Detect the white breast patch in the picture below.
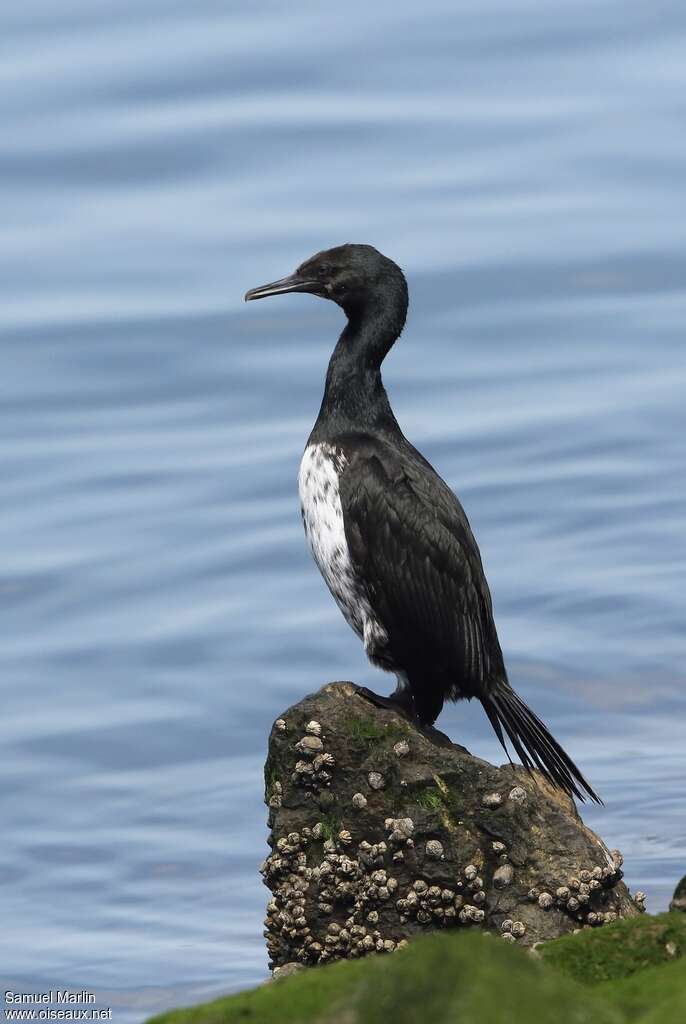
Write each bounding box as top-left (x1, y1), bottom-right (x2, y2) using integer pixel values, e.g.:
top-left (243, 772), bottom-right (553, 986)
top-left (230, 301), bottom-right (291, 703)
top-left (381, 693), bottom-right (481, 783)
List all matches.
top-left (298, 442), bottom-right (388, 659)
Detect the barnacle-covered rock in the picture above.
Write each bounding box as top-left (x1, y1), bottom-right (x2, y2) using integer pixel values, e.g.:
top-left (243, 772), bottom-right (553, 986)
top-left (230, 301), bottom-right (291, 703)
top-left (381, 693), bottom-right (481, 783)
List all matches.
top-left (262, 681), bottom-right (637, 972)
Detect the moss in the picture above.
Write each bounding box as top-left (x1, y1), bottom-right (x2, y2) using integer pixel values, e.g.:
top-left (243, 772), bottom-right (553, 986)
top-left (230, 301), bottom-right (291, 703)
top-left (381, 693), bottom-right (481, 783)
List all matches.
top-left (147, 931), bottom-right (617, 1024)
top-left (432, 773), bottom-right (470, 824)
top-left (351, 931), bottom-right (617, 1024)
top-left (540, 912), bottom-right (686, 984)
top-left (147, 914), bottom-right (686, 1024)
top-left (342, 714), bottom-right (408, 746)
top-left (634, 971), bottom-right (686, 1024)
top-left (409, 775), bottom-right (467, 834)
top-left (264, 757), bottom-right (279, 795)
top-left (147, 955), bottom-right (364, 1024)
top-left (319, 810), bottom-right (340, 843)
top-left (413, 788), bottom-right (444, 812)
top-left (598, 958), bottom-right (686, 1022)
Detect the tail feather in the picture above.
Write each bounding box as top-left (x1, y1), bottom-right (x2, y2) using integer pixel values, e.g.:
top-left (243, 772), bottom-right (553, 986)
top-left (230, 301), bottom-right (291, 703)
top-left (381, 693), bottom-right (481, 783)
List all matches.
top-left (482, 683), bottom-right (602, 804)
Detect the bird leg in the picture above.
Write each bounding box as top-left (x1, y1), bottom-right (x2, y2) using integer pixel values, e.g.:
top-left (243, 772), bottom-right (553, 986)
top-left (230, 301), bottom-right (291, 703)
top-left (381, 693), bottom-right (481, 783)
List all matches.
top-left (356, 685), bottom-right (416, 721)
top-left (356, 685), bottom-right (455, 749)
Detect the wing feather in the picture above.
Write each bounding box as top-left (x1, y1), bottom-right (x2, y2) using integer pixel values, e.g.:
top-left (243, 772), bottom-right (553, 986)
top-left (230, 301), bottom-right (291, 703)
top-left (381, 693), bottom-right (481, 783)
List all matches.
top-left (338, 438), bottom-right (504, 698)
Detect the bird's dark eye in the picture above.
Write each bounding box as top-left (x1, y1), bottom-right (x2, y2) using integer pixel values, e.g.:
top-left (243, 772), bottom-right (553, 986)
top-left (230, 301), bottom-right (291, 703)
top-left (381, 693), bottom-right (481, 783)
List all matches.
top-left (317, 263), bottom-right (331, 278)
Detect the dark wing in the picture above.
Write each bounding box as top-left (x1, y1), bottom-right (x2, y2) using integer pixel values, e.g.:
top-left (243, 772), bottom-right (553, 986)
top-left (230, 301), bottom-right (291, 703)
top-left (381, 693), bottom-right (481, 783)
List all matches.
top-left (338, 436), bottom-right (505, 698)
top-left (338, 435), bottom-right (602, 804)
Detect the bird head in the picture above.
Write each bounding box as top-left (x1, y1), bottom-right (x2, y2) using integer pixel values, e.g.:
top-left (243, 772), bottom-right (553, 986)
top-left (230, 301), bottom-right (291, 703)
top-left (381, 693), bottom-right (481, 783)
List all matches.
top-left (244, 244), bottom-right (407, 321)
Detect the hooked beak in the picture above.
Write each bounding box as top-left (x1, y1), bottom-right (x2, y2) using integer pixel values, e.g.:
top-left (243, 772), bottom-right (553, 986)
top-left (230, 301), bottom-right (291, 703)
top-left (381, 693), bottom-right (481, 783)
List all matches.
top-left (244, 272), bottom-right (321, 302)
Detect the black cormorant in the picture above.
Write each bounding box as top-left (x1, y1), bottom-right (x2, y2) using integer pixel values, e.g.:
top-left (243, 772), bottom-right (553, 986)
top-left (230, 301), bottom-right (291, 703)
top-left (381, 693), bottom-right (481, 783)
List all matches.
top-left (245, 244), bottom-right (600, 803)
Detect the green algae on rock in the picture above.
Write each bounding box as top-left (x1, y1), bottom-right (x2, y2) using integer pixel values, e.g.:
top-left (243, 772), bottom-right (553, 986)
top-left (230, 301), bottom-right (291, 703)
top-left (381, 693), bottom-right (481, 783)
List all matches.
top-left (146, 914), bottom-right (686, 1024)
top-left (540, 911), bottom-right (686, 983)
top-left (147, 930), bottom-right (617, 1024)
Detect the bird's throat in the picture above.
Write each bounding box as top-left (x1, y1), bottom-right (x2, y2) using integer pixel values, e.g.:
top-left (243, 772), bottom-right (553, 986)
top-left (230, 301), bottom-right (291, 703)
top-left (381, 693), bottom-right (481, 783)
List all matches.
top-left (316, 332), bottom-right (395, 437)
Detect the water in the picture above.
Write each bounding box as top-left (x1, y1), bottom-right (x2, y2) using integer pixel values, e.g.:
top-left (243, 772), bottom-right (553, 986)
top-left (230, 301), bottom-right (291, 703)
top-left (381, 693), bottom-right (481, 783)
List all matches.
top-left (2, 1), bottom-right (685, 1019)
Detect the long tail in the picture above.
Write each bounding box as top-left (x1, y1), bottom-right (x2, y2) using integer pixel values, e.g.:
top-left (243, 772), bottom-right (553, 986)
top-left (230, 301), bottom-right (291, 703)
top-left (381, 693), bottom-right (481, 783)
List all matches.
top-left (481, 682), bottom-right (602, 804)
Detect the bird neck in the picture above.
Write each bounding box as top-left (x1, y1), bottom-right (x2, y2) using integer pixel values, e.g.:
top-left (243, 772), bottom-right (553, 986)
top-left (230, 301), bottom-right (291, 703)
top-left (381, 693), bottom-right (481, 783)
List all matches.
top-left (313, 294), bottom-right (406, 438)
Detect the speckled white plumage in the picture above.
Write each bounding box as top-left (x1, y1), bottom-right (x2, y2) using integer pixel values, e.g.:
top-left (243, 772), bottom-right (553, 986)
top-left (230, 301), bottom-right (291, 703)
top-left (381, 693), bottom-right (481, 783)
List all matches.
top-left (298, 442), bottom-right (388, 660)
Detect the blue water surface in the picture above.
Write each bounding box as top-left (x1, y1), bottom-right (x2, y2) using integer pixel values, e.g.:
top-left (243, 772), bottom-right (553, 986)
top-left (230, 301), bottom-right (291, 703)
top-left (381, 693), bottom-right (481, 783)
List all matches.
top-left (1, 2), bottom-right (685, 1020)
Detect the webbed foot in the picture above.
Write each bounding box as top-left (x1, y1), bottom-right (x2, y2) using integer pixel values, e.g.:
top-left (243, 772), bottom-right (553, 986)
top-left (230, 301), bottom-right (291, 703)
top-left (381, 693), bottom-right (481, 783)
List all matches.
top-left (356, 686), bottom-right (416, 721)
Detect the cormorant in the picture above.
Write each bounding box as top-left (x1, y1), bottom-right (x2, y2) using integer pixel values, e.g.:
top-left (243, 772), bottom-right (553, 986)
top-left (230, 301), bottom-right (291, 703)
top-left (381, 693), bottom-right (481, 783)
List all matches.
top-left (245, 244), bottom-right (600, 803)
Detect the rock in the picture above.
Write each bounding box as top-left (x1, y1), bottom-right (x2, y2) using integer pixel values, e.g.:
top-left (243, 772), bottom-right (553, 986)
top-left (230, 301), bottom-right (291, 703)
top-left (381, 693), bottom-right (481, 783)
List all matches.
top-left (271, 961), bottom-right (305, 980)
top-left (262, 682), bottom-right (637, 970)
top-left (670, 875), bottom-right (686, 914)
